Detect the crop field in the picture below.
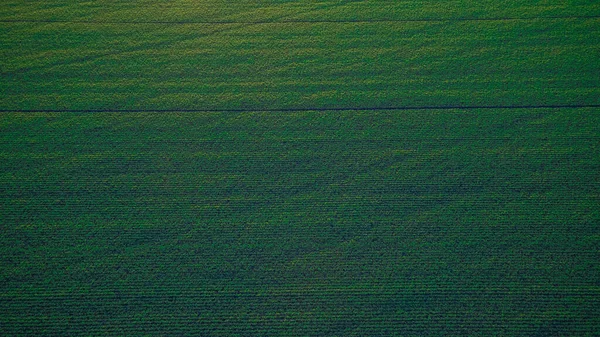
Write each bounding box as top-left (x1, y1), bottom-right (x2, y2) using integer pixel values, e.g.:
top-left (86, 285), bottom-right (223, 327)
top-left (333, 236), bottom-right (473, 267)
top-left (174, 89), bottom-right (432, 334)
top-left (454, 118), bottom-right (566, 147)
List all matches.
top-left (1, 1), bottom-right (599, 336)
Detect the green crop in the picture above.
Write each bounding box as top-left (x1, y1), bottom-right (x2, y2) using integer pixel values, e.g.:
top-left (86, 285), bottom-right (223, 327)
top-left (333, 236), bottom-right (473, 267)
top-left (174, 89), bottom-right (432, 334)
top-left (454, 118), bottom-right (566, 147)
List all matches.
top-left (1, 1), bottom-right (599, 335)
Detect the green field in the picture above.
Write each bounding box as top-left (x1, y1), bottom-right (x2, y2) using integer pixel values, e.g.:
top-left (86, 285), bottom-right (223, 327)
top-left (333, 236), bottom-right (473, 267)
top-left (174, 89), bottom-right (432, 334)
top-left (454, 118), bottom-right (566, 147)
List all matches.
top-left (1, 1), bottom-right (599, 336)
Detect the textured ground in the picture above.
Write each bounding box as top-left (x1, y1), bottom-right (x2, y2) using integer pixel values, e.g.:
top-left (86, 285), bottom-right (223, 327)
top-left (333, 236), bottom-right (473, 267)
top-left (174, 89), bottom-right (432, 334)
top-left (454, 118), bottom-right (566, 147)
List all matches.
top-left (1, 1), bottom-right (599, 335)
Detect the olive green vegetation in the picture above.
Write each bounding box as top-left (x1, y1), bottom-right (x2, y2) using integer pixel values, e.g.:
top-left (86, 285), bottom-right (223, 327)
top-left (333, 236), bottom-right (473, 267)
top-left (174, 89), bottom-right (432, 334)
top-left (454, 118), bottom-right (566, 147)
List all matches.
top-left (1, 1), bottom-right (600, 110)
top-left (1, 1), bottom-right (599, 336)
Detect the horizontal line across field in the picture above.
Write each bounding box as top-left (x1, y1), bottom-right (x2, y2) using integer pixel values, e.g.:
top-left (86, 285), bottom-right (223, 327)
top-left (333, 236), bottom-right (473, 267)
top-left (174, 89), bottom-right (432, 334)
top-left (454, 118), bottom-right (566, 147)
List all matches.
top-left (2, 104), bottom-right (600, 113)
top-left (1, 15), bottom-right (599, 25)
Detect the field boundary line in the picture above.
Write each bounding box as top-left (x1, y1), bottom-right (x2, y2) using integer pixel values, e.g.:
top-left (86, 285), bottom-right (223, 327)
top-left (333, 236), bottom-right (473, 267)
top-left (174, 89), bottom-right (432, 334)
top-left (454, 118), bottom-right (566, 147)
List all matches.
top-left (2, 104), bottom-right (600, 113)
top-left (1, 15), bottom-right (599, 25)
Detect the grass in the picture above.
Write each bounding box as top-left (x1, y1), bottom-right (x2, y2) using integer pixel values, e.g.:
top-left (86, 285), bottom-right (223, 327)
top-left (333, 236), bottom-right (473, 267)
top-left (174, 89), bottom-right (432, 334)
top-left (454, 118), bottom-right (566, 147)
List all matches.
top-left (1, 1), bottom-right (599, 336)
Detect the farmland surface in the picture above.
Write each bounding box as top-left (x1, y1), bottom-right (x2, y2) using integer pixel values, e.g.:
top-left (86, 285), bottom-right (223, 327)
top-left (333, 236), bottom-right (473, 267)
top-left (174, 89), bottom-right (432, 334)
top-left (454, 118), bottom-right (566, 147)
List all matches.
top-left (1, 1), bottom-right (599, 335)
